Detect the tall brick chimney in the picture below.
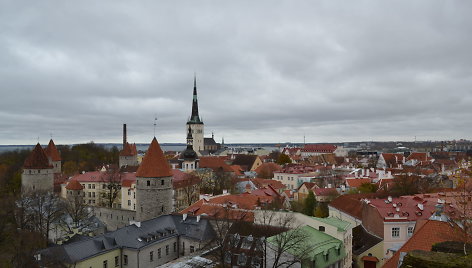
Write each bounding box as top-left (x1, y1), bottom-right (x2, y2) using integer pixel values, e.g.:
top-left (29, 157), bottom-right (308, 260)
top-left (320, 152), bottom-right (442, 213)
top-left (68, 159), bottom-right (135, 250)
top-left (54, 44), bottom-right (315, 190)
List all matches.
top-left (123, 124), bottom-right (127, 147)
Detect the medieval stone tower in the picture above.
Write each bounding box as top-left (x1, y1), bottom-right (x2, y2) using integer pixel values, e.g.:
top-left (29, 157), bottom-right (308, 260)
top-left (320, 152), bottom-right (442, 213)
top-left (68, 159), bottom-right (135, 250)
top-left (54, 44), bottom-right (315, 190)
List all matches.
top-left (22, 143), bottom-right (54, 193)
top-left (119, 124), bottom-right (139, 168)
top-left (135, 137), bottom-right (173, 222)
top-left (45, 139), bottom-right (62, 174)
top-left (187, 77), bottom-right (204, 153)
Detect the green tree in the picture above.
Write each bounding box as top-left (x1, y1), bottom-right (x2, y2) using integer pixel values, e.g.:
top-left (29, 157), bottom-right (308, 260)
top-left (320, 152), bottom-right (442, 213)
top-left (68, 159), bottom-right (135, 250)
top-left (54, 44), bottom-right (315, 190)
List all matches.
top-left (314, 203), bottom-right (329, 218)
top-left (277, 154), bottom-right (292, 165)
top-left (358, 182), bottom-right (378, 193)
top-left (302, 191), bottom-right (316, 216)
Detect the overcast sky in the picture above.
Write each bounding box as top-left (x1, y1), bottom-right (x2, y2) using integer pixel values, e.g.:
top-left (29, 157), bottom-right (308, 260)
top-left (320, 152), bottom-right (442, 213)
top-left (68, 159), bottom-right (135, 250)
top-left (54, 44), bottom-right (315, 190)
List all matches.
top-left (1, 1), bottom-right (472, 145)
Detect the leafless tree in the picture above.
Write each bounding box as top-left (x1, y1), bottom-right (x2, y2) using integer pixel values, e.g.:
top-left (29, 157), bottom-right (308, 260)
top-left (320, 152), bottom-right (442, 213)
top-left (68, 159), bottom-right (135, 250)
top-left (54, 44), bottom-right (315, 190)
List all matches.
top-left (450, 161), bottom-right (472, 255)
top-left (181, 174), bottom-right (201, 207)
top-left (99, 169), bottom-right (121, 208)
top-left (60, 191), bottom-right (95, 232)
top-left (17, 190), bottom-right (64, 246)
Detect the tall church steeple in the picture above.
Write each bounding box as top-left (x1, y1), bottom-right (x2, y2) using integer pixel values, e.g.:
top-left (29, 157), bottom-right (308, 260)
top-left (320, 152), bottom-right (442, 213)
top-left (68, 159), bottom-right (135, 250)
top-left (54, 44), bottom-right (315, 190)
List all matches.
top-left (186, 76), bottom-right (204, 153)
top-left (189, 75), bottom-right (203, 124)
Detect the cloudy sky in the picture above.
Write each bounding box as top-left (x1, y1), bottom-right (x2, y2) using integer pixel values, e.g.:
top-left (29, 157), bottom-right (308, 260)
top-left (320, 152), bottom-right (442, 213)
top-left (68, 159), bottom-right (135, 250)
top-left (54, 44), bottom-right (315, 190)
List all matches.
top-left (1, 1), bottom-right (472, 145)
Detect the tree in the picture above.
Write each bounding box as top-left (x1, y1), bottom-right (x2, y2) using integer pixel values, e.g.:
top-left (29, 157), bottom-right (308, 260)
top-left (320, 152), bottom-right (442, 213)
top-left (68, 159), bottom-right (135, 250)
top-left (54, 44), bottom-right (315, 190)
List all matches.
top-left (17, 190), bottom-right (64, 246)
top-left (277, 154), bottom-right (292, 165)
top-left (180, 173), bottom-right (202, 207)
top-left (450, 162), bottom-right (472, 255)
top-left (358, 182), bottom-right (378, 193)
top-left (62, 161), bottom-right (79, 177)
top-left (302, 190), bottom-right (316, 216)
top-left (61, 191), bottom-right (94, 231)
top-left (99, 169), bottom-right (122, 208)
top-left (391, 174), bottom-right (421, 196)
top-left (314, 202), bottom-right (329, 218)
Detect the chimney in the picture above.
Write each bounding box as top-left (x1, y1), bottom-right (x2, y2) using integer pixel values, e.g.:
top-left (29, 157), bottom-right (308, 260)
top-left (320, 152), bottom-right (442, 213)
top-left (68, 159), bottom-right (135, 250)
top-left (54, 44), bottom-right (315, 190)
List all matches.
top-left (123, 124), bottom-right (127, 146)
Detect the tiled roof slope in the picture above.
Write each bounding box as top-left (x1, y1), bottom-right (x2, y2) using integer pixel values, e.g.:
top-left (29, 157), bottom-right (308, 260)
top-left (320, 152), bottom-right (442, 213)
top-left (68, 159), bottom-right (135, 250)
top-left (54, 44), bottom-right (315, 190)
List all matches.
top-left (328, 193), bottom-right (379, 220)
top-left (65, 180), bottom-right (84, 190)
top-left (45, 139), bottom-right (61, 161)
top-left (383, 220), bottom-right (464, 268)
top-left (120, 142), bottom-right (134, 156)
top-left (24, 143), bottom-right (52, 169)
top-left (136, 137), bottom-right (172, 178)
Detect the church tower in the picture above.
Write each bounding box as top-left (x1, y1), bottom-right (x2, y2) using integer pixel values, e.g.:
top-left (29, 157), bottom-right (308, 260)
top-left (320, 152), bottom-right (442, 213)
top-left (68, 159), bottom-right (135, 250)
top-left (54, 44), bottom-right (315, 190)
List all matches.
top-left (180, 126), bottom-right (199, 172)
top-left (22, 143), bottom-right (54, 193)
top-left (186, 76), bottom-right (204, 153)
top-left (135, 137), bottom-right (173, 222)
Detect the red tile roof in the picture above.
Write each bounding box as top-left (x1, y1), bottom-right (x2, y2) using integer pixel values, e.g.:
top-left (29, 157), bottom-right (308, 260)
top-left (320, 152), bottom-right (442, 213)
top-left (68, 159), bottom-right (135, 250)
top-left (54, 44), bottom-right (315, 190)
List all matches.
top-left (23, 143), bottom-right (52, 169)
top-left (172, 169), bottom-right (201, 189)
top-left (345, 178), bottom-right (372, 188)
top-left (383, 220), bottom-right (465, 268)
top-left (120, 142), bottom-right (135, 156)
top-left (136, 137), bottom-right (172, 178)
top-left (314, 188), bottom-right (338, 196)
top-left (366, 196), bottom-right (446, 222)
top-left (65, 180), bottom-right (84, 190)
top-left (45, 139), bottom-right (61, 161)
top-left (180, 193), bottom-right (276, 221)
top-left (199, 156), bottom-right (233, 172)
top-left (329, 193), bottom-right (379, 220)
top-left (254, 162), bottom-right (282, 174)
top-left (301, 144), bottom-right (337, 153)
top-left (406, 152), bottom-right (429, 162)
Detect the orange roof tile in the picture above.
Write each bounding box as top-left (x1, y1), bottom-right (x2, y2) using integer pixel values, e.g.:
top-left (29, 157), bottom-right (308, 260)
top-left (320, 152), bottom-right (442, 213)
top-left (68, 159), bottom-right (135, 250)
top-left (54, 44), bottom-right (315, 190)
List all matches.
top-left (199, 156), bottom-right (233, 172)
top-left (136, 137), bottom-right (172, 178)
top-left (65, 180), bottom-right (84, 190)
top-left (120, 142), bottom-right (135, 156)
top-left (45, 139), bottom-right (61, 161)
top-left (23, 143), bottom-right (52, 169)
top-left (345, 178), bottom-right (372, 188)
top-left (383, 220), bottom-right (465, 268)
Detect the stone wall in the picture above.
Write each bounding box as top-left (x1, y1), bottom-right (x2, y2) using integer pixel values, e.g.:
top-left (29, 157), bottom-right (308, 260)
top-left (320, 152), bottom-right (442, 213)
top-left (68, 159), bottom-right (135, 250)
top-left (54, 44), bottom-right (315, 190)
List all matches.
top-left (94, 207), bottom-right (136, 231)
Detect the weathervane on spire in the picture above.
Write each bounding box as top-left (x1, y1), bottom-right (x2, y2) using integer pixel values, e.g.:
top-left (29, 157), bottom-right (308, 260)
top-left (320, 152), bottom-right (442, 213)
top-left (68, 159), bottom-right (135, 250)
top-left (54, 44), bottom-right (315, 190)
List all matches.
top-left (153, 115), bottom-right (157, 137)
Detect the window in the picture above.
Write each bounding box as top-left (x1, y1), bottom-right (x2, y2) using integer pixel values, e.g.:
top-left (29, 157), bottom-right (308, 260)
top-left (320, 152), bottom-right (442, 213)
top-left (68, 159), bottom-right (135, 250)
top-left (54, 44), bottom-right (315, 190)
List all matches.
top-left (88, 184), bottom-right (91, 189)
top-left (319, 226), bottom-right (325, 232)
top-left (92, 184), bottom-right (95, 189)
top-left (115, 256), bottom-right (119, 267)
top-left (102, 184), bottom-right (106, 189)
top-left (150, 251), bottom-right (154, 261)
top-left (124, 255), bottom-right (128, 265)
top-left (128, 189), bottom-right (131, 196)
top-left (161, 179), bottom-right (164, 185)
top-left (147, 180), bottom-right (150, 186)
top-left (158, 248), bottom-right (161, 259)
top-left (103, 260), bottom-right (108, 268)
top-left (88, 192), bottom-right (91, 197)
top-left (392, 227), bottom-right (400, 238)
top-left (92, 192), bottom-right (95, 197)
top-left (174, 242), bottom-right (177, 252)
top-left (190, 246), bottom-right (195, 253)
top-left (161, 206), bottom-right (164, 212)
top-left (166, 245), bottom-right (169, 255)
top-left (182, 242), bottom-right (185, 255)
top-left (237, 253), bottom-right (247, 266)
top-left (128, 200), bottom-right (131, 206)
top-left (408, 226), bottom-right (414, 236)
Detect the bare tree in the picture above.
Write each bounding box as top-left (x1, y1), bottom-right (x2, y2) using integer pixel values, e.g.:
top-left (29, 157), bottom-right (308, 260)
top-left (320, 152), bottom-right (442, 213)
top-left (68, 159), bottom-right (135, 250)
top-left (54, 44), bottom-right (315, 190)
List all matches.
top-left (61, 190), bottom-right (94, 232)
top-left (99, 169), bottom-right (121, 208)
top-left (181, 174), bottom-right (201, 207)
top-left (450, 161), bottom-right (472, 255)
top-left (17, 190), bottom-right (64, 246)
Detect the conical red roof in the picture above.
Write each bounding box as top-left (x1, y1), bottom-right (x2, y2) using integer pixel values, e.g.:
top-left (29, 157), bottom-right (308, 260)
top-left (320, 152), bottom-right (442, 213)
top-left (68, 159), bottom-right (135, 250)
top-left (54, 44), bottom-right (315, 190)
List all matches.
top-left (24, 143), bottom-right (52, 169)
top-left (66, 180), bottom-right (84, 190)
top-left (45, 139), bottom-right (61, 161)
top-left (136, 137), bottom-right (172, 178)
top-left (120, 142), bottom-right (134, 156)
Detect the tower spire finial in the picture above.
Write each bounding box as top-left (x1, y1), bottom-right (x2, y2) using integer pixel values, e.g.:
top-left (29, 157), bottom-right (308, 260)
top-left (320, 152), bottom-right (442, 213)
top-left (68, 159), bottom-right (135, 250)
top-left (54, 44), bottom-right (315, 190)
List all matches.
top-left (153, 115), bottom-right (157, 137)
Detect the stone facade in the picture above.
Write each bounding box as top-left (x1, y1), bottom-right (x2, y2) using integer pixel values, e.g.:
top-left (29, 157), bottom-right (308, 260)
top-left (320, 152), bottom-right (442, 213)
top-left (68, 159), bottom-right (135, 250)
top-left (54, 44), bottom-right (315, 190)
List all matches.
top-left (135, 175), bottom-right (173, 222)
top-left (22, 168), bottom-right (54, 193)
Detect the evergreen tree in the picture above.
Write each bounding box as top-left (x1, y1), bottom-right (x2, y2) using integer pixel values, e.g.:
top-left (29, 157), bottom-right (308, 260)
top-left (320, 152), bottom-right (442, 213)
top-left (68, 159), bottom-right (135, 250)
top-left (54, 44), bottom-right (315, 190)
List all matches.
top-left (302, 190), bottom-right (316, 216)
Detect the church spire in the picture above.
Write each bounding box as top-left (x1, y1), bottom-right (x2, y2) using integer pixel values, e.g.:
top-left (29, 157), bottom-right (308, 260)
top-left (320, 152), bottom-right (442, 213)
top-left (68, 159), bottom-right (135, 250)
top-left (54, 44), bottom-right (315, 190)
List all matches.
top-left (188, 75), bottom-right (203, 124)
